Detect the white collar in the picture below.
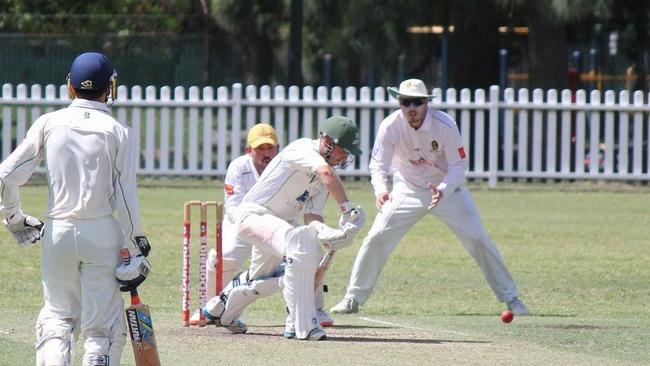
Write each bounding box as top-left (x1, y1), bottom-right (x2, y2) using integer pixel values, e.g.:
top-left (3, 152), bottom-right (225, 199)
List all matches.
top-left (69, 98), bottom-right (111, 114)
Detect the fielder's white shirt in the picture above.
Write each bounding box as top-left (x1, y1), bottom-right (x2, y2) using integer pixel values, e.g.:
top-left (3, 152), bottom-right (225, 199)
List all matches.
top-left (0, 98), bottom-right (144, 241)
top-left (370, 108), bottom-right (468, 196)
top-left (243, 138), bottom-right (329, 222)
top-left (223, 154), bottom-right (260, 223)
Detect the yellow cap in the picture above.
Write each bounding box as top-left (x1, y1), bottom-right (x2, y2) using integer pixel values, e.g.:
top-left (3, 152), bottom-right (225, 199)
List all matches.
top-left (247, 123), bottom-right (278, 148)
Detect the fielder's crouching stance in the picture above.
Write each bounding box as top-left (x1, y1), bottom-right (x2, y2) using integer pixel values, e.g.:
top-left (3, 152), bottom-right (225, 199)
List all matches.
top-left (203, 116), bottom-right (365, 340)
top-left (0, 52), bottom-right (151, 365)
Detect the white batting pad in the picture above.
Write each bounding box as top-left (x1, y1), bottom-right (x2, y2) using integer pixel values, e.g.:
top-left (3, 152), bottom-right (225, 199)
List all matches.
top-left (283, 225), bottom-right (322, 339)
top-left (35, 318), bottom-right (76, 366)
top-left (219, 276), bottom-right (282, 325)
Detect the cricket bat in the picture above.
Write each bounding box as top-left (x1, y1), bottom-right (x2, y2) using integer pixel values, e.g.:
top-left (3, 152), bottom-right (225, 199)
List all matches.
top-left (314, 249), bottom-right (336, 291)
top-left (122, 250), bottom-right (161, 366)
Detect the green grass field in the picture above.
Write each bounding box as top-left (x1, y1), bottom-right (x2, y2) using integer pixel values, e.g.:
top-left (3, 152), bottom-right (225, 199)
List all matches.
top-left (1, 179), bottom-right (649, 365)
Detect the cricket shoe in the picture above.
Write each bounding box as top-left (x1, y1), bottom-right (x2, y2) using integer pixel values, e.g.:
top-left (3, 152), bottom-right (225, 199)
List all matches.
top-left (222, 319), bottom-right (248, 334)
top-left (330, 297), bottom-right (358, 314)
top-left (201, 308), bottom-right (247, 333)
top-left (317, 309), bottom-right (334, 327)
top-left (299, 327), bottom-right (326, 341)
top-left (189, 309), bottom-right (214, 326)
top-left (283, 316), bottom-right (326, 340)
top-left (283, 315), bottom-right (296, 339)
top-left (507, 297), bottom-right (530, 316)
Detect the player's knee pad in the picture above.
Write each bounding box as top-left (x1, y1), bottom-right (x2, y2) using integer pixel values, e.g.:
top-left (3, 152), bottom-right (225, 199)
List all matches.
top-left (204, 270), bottom-right (249, 321)
top-left (285, 225), bottom-right (322, 268)
top-left (35, 318), bottom-right (75, 366)
top-left (82, 354), bottom-right (110, 366)
top-left (219, 276), bottom-right (282, 325)
top-left (82, 314), bottom-right (126, 366)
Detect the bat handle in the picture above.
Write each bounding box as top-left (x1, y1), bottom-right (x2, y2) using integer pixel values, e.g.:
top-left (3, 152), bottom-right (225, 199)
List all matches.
top-left (122, 249), bottom-right (142, 305)
top-left (130, 288), bottom-right (141, 305)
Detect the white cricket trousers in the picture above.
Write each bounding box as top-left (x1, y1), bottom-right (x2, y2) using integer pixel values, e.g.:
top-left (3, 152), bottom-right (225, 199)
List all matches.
top-left (36, 216), bottom-right (126, 365)
top-left (345, 182), bottom-right (519, 305)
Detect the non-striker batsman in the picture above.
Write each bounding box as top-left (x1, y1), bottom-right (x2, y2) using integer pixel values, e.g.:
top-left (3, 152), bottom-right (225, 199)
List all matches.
top-left (0, 52), bottom-right (152, 365)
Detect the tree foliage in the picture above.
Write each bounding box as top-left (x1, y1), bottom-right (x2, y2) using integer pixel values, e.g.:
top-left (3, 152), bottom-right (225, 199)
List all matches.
top-left (0, 0), bottom-right (648, 90)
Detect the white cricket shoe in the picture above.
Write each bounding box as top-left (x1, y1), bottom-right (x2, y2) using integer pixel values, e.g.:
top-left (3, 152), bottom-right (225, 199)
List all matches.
top-left (222, 319), bottom-right (248, 334)
top-left (283, 316), bottom-right (326, 340)
top-left (317, 309), bottom-right (334, 327)
top-left (330, 297), bottom-right (358, 314)
top-left (299, 327), bottom-right (326, 341)
top-left (507, 297), bottom-right (530, 316)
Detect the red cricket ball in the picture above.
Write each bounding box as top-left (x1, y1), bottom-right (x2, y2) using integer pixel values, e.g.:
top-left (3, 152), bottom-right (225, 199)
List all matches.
top-left (501, 310), bottom-right (514, 323)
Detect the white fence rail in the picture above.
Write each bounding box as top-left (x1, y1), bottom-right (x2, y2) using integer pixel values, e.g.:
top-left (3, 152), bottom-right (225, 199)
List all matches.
top-left (2, 83), bottom-right (650, 186)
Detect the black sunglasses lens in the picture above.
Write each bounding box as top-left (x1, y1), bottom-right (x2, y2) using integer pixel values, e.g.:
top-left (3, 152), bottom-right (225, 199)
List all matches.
top-left (400, 98), bottom-right (424, 107)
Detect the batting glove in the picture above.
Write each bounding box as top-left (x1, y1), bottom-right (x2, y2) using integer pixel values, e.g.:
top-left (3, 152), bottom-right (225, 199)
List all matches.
top-left (339, 205), bottom-right (365, 230)
top-left (116, 247), bottom-right (151, 292)
top-left (3, 210), bottom-right (44, 247)
top-left (311, 221), bottom-right (355, 251)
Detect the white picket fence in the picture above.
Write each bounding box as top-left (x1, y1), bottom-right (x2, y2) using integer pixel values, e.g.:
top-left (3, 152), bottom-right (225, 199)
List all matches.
top-left (2, 83), bottom-right (650, 186)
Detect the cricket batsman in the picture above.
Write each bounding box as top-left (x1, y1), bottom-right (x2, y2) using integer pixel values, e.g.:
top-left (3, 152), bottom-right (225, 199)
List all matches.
top-left (202, 116), bottom-right (365, 340)
top-left (0, 52), bottom-right (152, 365)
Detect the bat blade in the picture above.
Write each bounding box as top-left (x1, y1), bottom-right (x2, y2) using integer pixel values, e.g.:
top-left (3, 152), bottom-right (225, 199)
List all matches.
top-left (314, 249), bottom-right (336, 291)
top-left (126, 290), bottom-right (161, 366)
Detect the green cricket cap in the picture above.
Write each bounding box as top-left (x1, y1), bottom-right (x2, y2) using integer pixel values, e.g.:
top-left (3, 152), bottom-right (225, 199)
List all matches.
top-left (320, 116), bottom-right (362, 155)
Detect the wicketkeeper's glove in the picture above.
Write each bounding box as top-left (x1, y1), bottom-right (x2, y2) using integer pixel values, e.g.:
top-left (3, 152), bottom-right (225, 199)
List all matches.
top-left (115, 236), bottom-right (152, 292)
top-left (3, 210), bottom-right (44, 247)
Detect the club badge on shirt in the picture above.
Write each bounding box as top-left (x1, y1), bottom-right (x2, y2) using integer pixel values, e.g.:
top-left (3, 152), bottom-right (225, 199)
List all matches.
top-left (458, 147), bottom-right (466, 159)
top-left (224, 184), bottom-right (234, 196)
top-left (431, 140), bottom-right (438, 151)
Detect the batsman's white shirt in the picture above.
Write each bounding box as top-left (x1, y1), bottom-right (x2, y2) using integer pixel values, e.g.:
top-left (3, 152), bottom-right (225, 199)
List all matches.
top-left (344, 107), bottom-right (519, 305)
top-left (0, 98), bottom-right (143, 239)
top-left (242, 138), bottom-right (329, 222)
top-left (0, 98), bottom-right (141, 360)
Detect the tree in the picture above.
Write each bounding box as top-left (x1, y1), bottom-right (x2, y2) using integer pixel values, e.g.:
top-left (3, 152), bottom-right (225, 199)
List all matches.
top-left (209, 0), bottom-right (286, 85)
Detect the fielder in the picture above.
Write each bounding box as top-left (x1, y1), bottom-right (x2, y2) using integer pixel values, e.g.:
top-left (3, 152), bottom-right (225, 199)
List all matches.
top-left (0, 52), bottom-right (152, 366)
top-left (202, 116), bottom-right (365, 340)
top-left (330, 79), bottom-right (529, 316)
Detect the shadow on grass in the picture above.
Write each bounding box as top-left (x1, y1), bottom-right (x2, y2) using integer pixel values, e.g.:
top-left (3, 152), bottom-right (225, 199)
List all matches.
top-left (327, 336), bottom-right (491, 344)
top-left (242, 332), bottom-right (491, 345)
top-left (253, 324), bottom-right (393, 330)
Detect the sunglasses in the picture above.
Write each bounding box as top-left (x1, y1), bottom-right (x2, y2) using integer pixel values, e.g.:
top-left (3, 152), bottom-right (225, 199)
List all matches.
top-left (400, 98), bottom-right (426, 107)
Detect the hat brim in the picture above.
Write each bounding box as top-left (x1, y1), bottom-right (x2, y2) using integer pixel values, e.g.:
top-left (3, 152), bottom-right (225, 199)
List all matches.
top-left (249, 137), bottom-right (277, 148)
top-left (387, 87), bottom-right (433, 100)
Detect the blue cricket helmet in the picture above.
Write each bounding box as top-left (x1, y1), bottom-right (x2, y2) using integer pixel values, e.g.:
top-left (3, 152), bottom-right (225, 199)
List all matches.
top-left (68, 52), bottom-right (116, 91)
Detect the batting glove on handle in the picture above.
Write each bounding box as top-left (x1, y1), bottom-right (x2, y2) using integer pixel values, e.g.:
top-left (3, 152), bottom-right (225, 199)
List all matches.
top-left (339, 205), bottom-right (365, 230)
top-left (310, 221), bottom-right (355, 251)
top-left (3, 210), bottom-right (44, 247)
top-left (116, 248), bottom-right (151, 292)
